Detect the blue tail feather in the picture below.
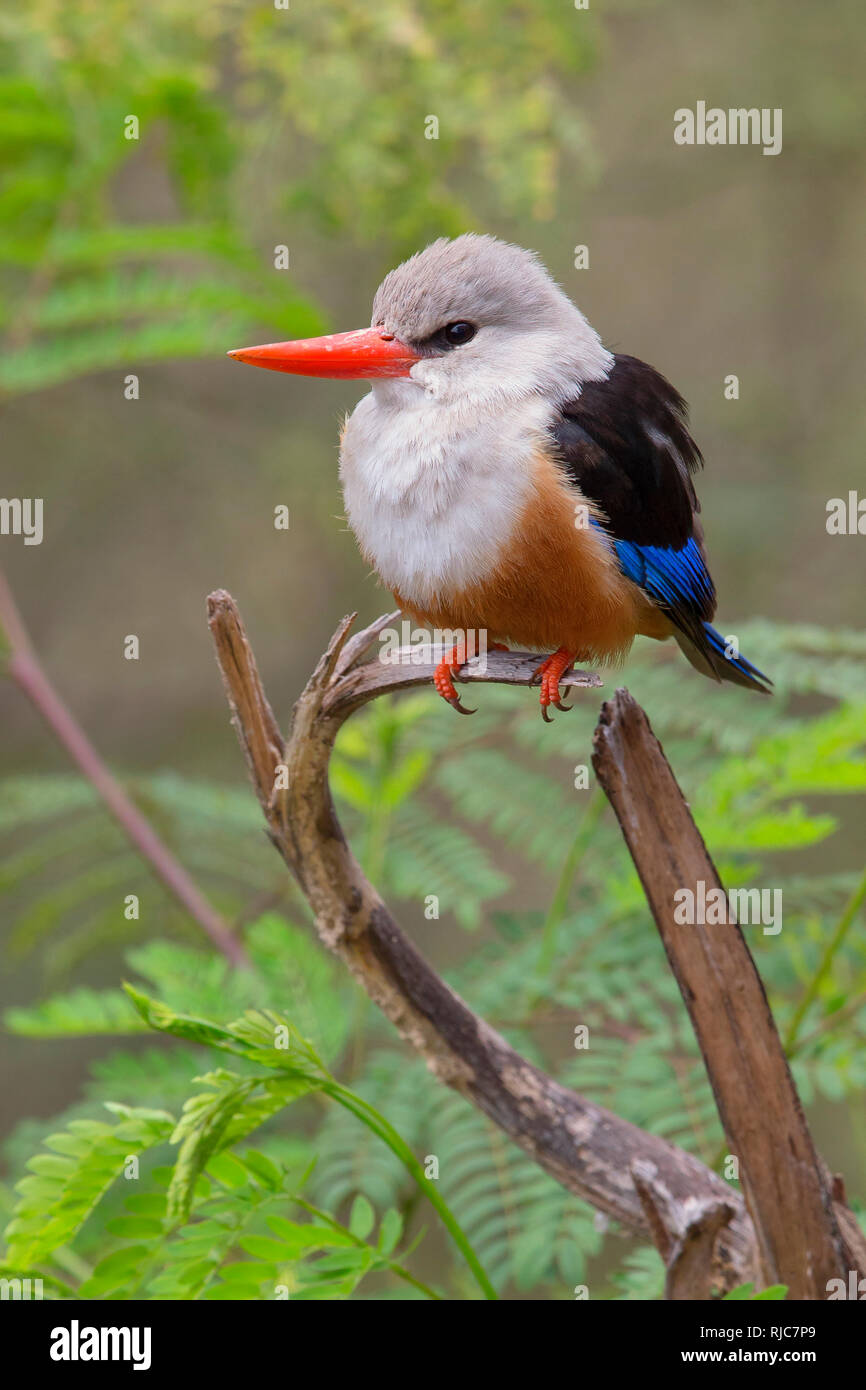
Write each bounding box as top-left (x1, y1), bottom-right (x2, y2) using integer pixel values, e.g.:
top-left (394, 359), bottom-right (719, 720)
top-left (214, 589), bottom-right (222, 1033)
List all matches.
top-left (696, 622), bottom-right (772, 693)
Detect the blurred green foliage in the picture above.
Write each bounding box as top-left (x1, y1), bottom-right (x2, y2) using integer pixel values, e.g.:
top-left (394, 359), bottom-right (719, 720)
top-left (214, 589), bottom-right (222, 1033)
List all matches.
top-left (0, 0), bottom-right (598, 394)
top-left (0, 0), bottom-right (321, 392)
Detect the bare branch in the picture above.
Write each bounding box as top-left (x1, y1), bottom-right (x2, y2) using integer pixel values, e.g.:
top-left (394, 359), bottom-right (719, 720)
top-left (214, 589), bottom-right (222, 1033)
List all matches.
top-left (593, 689), bottom-right (866, 1298)
top-left (207, 591), bottom-right (760, 1290)
top-left (632, 1160), bottom-right (738, 1301)
top-left (208, 594), bottom-right (866, 1297)
top-left (322, 624), bottom-right (603, 721)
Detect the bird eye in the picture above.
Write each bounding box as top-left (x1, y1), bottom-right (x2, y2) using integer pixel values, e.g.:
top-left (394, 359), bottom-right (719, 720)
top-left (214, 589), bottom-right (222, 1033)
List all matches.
top-left (443, 321), bottom-right (476, 346)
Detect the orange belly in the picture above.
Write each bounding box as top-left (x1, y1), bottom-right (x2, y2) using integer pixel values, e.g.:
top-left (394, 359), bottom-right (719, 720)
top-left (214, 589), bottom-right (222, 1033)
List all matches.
top-left (391, 448), bottom-right (670, 662)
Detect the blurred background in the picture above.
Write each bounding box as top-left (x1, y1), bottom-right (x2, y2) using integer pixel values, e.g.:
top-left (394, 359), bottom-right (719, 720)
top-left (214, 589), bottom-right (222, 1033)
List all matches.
top-left (1, 0), bottom-right (864, 1299)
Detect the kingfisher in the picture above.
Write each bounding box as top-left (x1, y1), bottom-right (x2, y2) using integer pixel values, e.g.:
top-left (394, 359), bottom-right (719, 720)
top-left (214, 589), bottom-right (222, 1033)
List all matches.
top-left (228, 234), bottom-right (770, 718)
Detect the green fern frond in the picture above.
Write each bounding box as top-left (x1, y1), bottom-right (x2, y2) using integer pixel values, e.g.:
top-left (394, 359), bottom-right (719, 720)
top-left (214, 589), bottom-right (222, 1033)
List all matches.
top-left (4, 1105), bottom-right (174, 1270)
top-left (5, 988), bottom-right (146, 1037)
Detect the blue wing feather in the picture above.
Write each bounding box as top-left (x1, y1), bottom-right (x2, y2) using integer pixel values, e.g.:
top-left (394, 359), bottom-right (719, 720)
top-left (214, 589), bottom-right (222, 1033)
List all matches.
top-left (592, 523), bottom-right (771, 692)
top-left (610, 535), bottom-right (716, 618)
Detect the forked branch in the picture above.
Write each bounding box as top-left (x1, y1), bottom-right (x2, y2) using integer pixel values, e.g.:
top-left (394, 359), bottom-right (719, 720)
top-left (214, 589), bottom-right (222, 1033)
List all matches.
top-left (207, 591), bottom-right (864, 1298)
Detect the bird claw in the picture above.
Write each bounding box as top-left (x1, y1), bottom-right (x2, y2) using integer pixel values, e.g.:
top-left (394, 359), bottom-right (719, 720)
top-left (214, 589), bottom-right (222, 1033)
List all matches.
top-left (532, 648), bottom-right (578, 722)
top-left (434, 647), bottom-right (478, 715)
top-left (447, 694), bottom-right (477, 716)
top-left (540, 697), bottom-right (572, 722)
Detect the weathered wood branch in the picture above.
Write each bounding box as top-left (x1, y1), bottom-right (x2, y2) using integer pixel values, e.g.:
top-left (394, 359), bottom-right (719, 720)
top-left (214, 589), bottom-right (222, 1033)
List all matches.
top-left (593, 691), bottom-right (866, 1298)
top-left (207, 593), bottom-right (863, 1298)
top-left (631, 1159), bottom-right (737, 1301)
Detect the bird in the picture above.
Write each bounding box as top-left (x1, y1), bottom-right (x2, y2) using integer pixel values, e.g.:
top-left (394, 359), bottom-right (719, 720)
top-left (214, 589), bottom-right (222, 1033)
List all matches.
top-left (228, 234), bottom-right (770, 719)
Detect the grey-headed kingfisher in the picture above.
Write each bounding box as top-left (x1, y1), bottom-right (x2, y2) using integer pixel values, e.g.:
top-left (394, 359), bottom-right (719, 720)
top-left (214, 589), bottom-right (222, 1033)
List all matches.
top-left (228, 234), bottom-right (770, 718)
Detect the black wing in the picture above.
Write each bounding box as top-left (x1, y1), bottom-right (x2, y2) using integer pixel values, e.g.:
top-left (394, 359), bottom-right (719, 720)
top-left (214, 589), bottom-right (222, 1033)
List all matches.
top-left (549, 354), bottom-right (771, 693)
top-left (550, 353), bottom-right (716, 631)
top-left (552, 354), bottom-right (704, 547)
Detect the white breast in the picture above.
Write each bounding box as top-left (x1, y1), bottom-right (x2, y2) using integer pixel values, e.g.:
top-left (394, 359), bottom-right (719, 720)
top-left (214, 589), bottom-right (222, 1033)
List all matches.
top-left (339, 383), bottom-right (554, 604)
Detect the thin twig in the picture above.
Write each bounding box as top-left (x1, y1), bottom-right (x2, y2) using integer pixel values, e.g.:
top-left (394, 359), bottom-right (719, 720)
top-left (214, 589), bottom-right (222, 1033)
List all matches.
top-left (0, 567), bottom-right (248, 967)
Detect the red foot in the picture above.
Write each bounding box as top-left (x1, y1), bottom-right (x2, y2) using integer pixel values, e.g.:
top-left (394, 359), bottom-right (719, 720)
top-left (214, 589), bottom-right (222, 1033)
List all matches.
top-left (531, 647), bottom-right (577, 722)
top-left (434, 642), bottom-right (476, 716)
top-left (433, 641), bottom-right (509, 715)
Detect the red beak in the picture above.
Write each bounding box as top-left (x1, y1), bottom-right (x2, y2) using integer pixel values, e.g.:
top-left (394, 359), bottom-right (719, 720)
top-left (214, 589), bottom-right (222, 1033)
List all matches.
top-left (227, 327), bottom-right (420, 380)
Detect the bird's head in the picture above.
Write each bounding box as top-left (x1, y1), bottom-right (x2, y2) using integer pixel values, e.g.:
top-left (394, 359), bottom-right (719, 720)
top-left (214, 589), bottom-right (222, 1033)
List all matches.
top-left (228, 234), bottom-right (612, 409)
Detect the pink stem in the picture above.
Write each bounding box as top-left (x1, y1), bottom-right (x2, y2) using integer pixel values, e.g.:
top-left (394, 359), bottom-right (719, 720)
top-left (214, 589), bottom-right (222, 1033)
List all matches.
top-left (0, 569), bottom-right (248, 968)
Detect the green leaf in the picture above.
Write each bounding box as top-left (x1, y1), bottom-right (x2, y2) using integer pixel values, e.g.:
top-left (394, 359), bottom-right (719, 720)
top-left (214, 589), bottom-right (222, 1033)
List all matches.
top-left (724, 1281), bottom-right (788, 1301)
top-left (5, 988), bottom-right (145, 1037)
top-left (238, 1236), bottom-right (294, 1263)
top-left (378, 1208), bottom-right (403, 1255)
top-left (349, 1195), bottom-right (375, 1240)
top-left (122, 985), bottom-right (235, 1048)
top-left (79, 1245), bottom-right (152, 1297)
top-left (104, 1216), bottom-right (164, 1239)
top-left (241, 1149), bottom-right (284, 1192)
